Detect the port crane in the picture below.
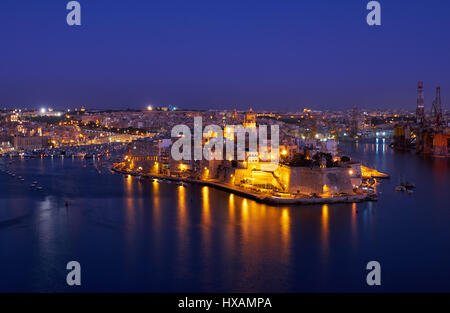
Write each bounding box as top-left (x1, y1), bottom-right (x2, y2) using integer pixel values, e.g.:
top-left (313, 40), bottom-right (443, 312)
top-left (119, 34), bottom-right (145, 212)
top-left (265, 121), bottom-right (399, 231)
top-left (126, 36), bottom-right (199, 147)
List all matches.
top-left (431, 86), bottom-right (444, 127)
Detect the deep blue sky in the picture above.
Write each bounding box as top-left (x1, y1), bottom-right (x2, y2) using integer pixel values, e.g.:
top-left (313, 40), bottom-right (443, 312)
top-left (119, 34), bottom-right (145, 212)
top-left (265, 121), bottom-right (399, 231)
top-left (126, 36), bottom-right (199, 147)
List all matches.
top-left (1, 0), bottom-right (449, 111)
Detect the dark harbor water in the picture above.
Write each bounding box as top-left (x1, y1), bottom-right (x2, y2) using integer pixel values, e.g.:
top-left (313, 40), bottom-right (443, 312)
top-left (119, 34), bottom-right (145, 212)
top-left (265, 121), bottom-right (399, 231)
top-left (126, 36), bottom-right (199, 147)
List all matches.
top-left (0, 140), bottom-right (449, 292)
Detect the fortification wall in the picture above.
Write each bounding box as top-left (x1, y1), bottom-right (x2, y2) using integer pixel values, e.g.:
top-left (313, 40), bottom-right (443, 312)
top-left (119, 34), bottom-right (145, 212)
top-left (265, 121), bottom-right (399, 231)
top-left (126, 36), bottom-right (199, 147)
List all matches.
top-left (276, 165), bottom-right (354, 195)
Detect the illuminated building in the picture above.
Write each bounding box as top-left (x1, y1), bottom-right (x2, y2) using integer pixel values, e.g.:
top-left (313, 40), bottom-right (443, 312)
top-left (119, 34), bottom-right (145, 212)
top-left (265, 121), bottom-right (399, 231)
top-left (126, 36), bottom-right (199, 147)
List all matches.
top-left (13, 135), bottom-right (49, 151)
top-left (232, 109), bottom-right (238, 120)
top-left (243, 108), bottom-right (256, 128)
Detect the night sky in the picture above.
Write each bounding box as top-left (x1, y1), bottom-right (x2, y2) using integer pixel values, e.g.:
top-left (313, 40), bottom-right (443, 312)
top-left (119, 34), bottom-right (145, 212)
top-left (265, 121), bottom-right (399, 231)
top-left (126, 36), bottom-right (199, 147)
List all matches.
top-left (1, 0), bottom-right (449, 111)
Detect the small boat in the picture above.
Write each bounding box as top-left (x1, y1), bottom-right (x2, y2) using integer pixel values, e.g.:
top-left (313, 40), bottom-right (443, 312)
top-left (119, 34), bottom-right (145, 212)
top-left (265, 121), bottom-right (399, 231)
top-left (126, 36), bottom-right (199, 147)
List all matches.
top-left (407, 190), bottom-right (414, 195)
top-left (176, 181), bottom-right (183, 186)
top-left (36, 187), bottom-right (43, 190)
top-left (395, 186), bottom-right (405, 192)
top-left (401, 182), bottom-right (415, 189)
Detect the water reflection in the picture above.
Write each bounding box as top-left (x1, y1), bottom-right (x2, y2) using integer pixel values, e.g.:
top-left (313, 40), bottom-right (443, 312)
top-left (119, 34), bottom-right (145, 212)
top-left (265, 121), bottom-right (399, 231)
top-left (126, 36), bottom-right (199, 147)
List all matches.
top-left (222, 196), bottom-right (293, 291)
top-left (228, 194), bottom-right (235, 221)
top-left (37, 196), bottom-right (53, 247)
top-left (432, 158), bottom-right (449, 183)
top-left (36, 196), bottom-right (58, 289)
top-left (241, 198), bottom-right (249, 245)
top-left (201, 186), bottom-right (212, 284)
top-left (321, 204), bottom-right (329, 258)
top-left (202, 187), bottom-right (211, 225)
top-left (351, 202), bottom-right (358, 250)
top-left (280, 208), bottom-right (290, 258)
top-left (124, 175), bottom-right (134, 227)
top-left (149, 179), bottom-right (160, 223)
top-left (176, 185), bottom-right (189, 279)
top-left (2, 139), bottom-right (449, 292)
top-left (178, 186), bottom-right (187, 230)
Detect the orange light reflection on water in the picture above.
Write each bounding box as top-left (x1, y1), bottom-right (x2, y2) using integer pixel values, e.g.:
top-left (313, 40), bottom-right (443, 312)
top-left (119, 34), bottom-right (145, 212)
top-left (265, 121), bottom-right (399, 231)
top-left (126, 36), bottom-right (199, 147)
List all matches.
top-left (351, 202), bottom-right (358, 250)
top-left (321, 204), bottom-right (329, 258)
top-left (124, 175), bottom-right (134, 226)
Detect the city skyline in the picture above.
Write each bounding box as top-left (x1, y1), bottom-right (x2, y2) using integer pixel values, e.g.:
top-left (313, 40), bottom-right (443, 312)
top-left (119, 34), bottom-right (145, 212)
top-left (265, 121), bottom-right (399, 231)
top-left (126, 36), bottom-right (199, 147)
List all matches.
top-left (1, 0), bottom-right (450, 110)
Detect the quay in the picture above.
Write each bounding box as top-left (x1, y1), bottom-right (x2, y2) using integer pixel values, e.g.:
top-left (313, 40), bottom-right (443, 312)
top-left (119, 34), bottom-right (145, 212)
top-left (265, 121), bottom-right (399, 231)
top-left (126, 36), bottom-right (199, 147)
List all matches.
top-left (111, 166), bottom-right (377, 206)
